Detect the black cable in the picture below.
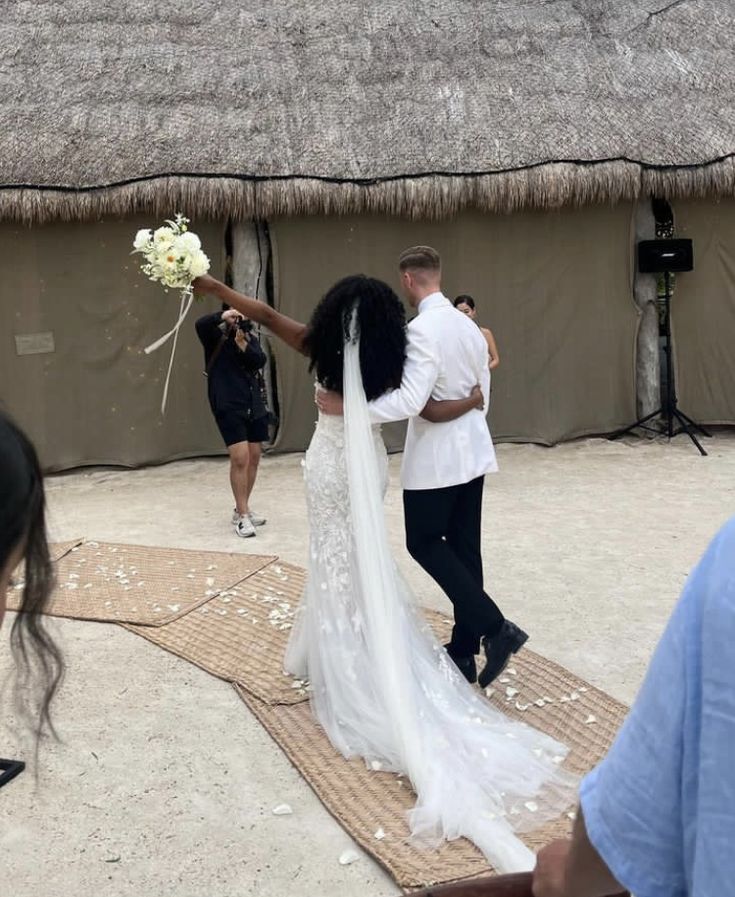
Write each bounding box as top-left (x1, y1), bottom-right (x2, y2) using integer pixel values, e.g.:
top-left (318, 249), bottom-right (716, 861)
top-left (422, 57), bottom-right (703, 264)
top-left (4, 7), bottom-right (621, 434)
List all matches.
top-left (254, 217), bottom-right (263, 302)
top-left (3, 150), bottom-right (734, 195)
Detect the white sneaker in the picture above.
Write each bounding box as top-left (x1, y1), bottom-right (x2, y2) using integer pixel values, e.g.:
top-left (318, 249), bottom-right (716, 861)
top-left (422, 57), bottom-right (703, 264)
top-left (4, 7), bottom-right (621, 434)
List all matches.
top-left (234, 514), bottom-right (256, 538)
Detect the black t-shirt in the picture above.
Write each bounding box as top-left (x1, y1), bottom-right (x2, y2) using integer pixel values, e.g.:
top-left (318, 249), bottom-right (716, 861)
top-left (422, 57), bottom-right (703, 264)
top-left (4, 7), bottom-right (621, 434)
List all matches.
top-left (195, 312), bottom-right (267, 417)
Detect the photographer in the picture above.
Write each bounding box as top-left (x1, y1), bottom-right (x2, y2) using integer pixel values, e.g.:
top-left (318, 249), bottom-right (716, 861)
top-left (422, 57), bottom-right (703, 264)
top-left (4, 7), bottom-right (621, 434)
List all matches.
top-left (195, 308), bottom-right (269, 538)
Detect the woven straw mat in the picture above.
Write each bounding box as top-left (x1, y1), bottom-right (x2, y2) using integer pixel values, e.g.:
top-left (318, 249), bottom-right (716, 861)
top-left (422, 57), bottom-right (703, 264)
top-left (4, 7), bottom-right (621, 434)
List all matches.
top-left (8, 538), bottom-right (84, 599)
top-left (124, 561), bottom-right (306, 697)
top-left (50, 538), bottom-right (85, 561)
top-left (8, 540), bottom-right (275, 626)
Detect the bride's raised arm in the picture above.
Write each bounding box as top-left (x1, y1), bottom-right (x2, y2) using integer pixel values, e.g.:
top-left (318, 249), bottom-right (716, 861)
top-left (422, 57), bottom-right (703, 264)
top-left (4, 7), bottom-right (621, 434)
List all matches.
top-left (193, 274), bottom-right (308, 354)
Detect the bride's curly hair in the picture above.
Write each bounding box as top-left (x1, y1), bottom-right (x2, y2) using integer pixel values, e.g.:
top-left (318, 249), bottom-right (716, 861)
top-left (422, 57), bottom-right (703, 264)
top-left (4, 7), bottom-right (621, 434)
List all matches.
top-left (1, 413), bottom-right (64, 742)
top-left (303, 275), bottom-right (407, 400)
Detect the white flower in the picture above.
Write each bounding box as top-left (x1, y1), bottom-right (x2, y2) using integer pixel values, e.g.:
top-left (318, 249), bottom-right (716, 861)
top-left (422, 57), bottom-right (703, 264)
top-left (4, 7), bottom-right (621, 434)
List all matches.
top-left (176, 231), bottom-right (201, 252)
top-left (133, 229), bottom-right (152, 251)
top-left (188, 250), bottom-right (210, 278)
top-left (153, 226), bottom-right (175, 247)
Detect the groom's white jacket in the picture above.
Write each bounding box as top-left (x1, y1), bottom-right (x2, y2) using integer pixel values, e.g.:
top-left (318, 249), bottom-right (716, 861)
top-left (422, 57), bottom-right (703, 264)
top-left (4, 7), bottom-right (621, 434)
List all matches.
top-left (368, 292), bottom-right (497, 490)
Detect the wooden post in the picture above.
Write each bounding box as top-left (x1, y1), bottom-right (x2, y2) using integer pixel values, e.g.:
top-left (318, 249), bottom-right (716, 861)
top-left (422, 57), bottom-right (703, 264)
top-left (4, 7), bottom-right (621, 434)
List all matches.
top-left (231, 219), bottom-right (276, 435)
top-left (633, 200), bottom-right (660, 419)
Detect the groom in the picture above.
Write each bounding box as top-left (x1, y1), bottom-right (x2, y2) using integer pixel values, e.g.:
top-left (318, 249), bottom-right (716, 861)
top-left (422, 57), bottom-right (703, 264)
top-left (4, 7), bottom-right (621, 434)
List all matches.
top-left (318, 245), bottom-right (527, 687)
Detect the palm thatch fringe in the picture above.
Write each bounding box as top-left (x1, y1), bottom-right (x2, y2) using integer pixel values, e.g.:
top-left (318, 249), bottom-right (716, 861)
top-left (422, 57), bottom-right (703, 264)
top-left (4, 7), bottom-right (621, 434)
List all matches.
top-left (1, 158), bottom-right (734, 226)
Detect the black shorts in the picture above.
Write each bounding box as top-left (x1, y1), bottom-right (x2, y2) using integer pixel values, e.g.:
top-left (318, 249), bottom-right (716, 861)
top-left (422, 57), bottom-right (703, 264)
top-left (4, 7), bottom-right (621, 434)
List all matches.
top-left (214, 409), bottom-right (269, 447)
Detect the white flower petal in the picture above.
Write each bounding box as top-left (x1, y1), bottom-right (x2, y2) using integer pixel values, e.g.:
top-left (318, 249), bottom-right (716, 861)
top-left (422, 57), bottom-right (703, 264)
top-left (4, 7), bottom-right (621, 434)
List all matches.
top-left (339, 849), bottom-right (360, 866)
top-left (272, 803), bottom-right (293, 816)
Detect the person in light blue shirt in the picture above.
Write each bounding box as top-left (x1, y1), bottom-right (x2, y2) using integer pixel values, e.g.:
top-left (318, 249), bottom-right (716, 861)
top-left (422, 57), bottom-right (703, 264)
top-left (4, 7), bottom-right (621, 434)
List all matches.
top-left (533, 516), bottom-right (735, 897)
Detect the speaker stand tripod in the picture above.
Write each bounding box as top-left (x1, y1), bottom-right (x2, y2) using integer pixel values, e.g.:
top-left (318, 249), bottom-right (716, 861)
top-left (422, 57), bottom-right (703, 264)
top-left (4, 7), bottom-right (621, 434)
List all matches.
top-left (612, 270), bottom-right (711, 456)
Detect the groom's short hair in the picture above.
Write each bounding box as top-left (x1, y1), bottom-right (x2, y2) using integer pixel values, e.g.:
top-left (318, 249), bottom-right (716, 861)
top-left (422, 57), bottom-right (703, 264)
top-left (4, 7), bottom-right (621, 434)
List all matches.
top-left (398, 246), bottom-right (441, 274)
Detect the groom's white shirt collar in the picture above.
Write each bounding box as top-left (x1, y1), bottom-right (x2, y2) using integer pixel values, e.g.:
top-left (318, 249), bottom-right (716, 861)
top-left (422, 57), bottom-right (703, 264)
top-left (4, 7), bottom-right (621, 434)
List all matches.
top-left (417, 291), bottom-right (449, 314)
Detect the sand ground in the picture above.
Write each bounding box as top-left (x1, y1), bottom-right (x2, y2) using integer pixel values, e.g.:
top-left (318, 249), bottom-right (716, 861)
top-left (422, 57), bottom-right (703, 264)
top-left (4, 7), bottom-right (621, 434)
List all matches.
top-left (2, 431), bottom-right (734, 897)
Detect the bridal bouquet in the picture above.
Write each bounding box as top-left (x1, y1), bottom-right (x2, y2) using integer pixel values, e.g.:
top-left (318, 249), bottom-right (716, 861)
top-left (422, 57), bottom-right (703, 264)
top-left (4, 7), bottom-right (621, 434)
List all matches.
top-left (132, 214), bottom-right (210, 289)
top-left (132, 214), bottom-right (210, 413)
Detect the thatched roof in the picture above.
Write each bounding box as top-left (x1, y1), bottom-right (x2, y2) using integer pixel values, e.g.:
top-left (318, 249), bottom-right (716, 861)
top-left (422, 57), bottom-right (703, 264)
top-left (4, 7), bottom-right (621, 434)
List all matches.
top-left (2, 0), bottom-right (734, 222)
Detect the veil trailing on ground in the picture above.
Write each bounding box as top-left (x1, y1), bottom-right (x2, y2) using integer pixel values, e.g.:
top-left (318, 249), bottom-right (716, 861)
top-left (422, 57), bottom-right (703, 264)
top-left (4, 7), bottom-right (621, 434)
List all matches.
top-left (339, 310), bottom-right (577, 872)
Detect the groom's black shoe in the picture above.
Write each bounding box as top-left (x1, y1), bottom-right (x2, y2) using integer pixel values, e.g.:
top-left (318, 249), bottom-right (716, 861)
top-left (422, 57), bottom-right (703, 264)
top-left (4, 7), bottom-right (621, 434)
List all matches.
top-left (478, 621), bottom-right (529, 688)
top-left (444, 643), bottom-right (477, 684)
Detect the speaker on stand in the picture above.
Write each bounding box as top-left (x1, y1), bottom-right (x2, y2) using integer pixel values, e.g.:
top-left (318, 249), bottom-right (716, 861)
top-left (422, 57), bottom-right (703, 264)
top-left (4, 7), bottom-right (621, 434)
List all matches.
top-left (611, 239), bottom-right (711, 456)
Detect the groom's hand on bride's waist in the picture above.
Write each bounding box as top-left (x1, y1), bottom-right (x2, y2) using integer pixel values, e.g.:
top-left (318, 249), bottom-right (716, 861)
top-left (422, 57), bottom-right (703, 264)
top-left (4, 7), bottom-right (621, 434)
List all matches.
top-left (316, 388), bottom-right (344, 416)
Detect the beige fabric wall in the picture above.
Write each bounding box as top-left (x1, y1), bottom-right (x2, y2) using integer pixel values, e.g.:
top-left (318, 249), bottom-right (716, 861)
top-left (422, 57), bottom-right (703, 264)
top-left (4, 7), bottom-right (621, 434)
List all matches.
top-left (673, 198), bottom-right (735, 425)
top-left (270, 205), bottom-right (638, 452)
top-left (0, 217), bottom-right (226, 470)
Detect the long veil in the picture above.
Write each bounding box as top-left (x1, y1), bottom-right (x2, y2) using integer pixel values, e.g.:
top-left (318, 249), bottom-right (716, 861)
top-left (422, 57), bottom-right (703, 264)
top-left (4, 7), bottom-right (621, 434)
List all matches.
top-left (340, 316), bottom-right (577, 872)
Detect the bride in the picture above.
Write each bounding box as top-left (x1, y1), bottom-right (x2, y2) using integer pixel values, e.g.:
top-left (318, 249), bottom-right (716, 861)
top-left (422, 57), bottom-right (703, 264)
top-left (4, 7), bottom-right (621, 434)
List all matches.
top-left (193, 273), bottom-right (576, 872)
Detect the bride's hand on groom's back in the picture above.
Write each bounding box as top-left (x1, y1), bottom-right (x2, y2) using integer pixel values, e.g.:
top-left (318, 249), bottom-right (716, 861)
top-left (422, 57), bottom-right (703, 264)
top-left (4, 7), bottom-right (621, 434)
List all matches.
top-left (471, 384), bottom-right (484, 410)
top-left (315, 388), bottom-right (344, 416)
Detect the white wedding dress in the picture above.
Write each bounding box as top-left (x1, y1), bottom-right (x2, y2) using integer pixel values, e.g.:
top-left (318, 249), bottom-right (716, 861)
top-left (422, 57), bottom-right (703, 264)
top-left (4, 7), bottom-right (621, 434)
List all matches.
top-left (285, 328), bottom-right (576, 873)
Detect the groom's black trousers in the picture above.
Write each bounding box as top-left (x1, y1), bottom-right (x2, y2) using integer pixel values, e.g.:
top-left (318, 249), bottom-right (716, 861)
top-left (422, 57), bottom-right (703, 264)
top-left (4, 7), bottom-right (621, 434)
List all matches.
top-left (403, 476), bottom-right (504, 657)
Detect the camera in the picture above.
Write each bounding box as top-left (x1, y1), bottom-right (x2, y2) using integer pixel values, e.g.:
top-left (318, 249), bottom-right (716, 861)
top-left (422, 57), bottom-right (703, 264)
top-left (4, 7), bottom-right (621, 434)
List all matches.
top-left (237, 318), bottom-right (254, 333)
